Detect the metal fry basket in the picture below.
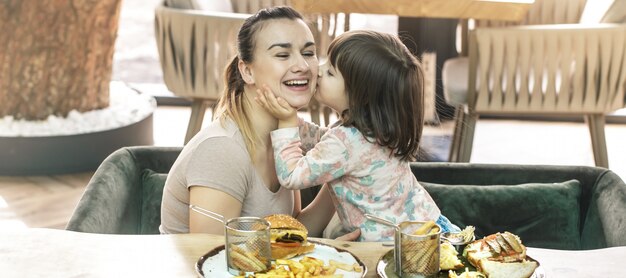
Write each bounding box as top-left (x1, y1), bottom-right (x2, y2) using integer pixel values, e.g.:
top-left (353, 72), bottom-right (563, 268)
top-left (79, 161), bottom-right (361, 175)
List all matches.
top-left (224, 217), bottom-right (272, 276)
top-left (395, 221), bottom-right (441, 278)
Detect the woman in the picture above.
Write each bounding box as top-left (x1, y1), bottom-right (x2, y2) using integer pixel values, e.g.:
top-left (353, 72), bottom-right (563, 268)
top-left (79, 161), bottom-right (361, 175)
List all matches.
top-left (160, 6), bottom-right (356, 239)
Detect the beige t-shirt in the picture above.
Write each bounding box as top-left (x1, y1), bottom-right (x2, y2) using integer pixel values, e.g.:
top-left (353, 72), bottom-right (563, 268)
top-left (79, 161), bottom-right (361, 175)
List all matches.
top-left (159, 118), bottom-right (295, 234)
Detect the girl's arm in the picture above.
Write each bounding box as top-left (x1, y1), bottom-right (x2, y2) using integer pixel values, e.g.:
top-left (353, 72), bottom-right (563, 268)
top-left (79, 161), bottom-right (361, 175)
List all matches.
top-left (271, 127), bottom-right (349, 189)
top-left (298, 118), bottom-right (328, 153)
top-left (296, 183), bottom-right (361, 240)
top-left (256, 86), bottom-right (349, 189)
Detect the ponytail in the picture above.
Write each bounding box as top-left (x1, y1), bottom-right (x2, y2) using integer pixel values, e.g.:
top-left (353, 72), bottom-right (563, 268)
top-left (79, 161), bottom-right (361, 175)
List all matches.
top-left (215, 55), bottom-right (259, 157)
top-left (215, 56), bottom-right (244, 119)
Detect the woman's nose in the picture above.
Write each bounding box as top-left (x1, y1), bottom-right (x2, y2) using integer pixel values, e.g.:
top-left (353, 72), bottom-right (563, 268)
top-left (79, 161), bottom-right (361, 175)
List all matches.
top-left (291, 55), bottom-right (309, 72)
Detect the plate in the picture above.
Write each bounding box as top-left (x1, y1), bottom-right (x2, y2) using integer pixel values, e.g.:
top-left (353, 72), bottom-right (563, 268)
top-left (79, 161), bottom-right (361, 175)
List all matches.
top-left (375, 249), bottom-right (546, 278)
top-left (196, 241), bottom-right (367, 277)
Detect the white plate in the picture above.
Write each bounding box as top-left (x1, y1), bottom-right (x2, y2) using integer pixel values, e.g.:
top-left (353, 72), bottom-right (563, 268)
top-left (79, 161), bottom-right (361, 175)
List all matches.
top-left (375, 249), bottom-right (546, 278)
top-left (196, 241), bottom-right (367, 277)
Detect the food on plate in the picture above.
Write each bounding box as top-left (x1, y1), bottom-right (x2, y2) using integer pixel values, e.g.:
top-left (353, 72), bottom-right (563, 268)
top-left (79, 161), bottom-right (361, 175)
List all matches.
top-left (440, 241), bottom-right (464, 270)
top-left (479, 260), bottom-right (538, 278)
top-left (264, 214), bottom-right (315, 259)
top-left (463, 232), bottom-right (538, 278)
top-left (239, 256), bottom-right (359, 278)
top-left (448, 268), bottom-right (486, 278)
top-left (329, 259), bottom-right (363, 272)
top-left (229, 243), bottom-right (269, 272)
top-left (445, 225), bottom-right (476, 245)
top-left (458, 226), bottom-right (476, 243)
top-left (412, 220), bottom-right (439, 235)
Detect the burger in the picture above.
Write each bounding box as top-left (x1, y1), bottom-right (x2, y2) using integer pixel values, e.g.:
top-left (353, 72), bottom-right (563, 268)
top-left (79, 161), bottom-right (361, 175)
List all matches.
top-left (264, 214), bottom-right (315, 259)
top-left (463, 232), bottom-right (538, 278)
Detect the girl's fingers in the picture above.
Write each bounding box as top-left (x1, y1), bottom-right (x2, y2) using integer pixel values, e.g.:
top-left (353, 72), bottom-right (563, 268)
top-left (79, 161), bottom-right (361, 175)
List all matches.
top-left (276, 97), bottom-right (290, 109)
top-left (257, 85), bottom-right (295, 117)
top-left (255, 90), bottom-right (267, 106)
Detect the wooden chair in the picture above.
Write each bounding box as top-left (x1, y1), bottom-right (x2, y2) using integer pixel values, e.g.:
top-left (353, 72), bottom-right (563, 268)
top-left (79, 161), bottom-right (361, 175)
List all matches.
top-left (443, 0), bottom-right (626, 167)
top-left (450, 24), bottom-right (626, 168)
top-left (155, 4), bottom-right (248, 144)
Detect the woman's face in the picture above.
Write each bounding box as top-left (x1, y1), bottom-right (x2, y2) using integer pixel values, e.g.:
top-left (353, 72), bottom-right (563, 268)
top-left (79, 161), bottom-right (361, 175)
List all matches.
top-left (243, 18), bottom-right (318, 109)
top-left (316, 59), bottom-right (348, 114)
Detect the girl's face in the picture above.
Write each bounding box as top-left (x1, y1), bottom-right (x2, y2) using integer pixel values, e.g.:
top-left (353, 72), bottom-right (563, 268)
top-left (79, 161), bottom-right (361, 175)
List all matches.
top-left (241, 19), bottom-right (318, 109)
top-left (316, 60), bottom-right (349, 114)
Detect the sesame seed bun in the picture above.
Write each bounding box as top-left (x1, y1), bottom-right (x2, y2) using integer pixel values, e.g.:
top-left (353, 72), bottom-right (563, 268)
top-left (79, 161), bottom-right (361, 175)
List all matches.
top-left (264, 214), bottom-right (308, 232)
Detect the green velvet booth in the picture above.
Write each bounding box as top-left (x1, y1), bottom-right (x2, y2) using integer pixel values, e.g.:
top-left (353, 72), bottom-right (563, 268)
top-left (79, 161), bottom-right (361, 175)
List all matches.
top-left (66, 146), bottom-right (626, 250)
top-left (66, 146), bottom-right (180, 234)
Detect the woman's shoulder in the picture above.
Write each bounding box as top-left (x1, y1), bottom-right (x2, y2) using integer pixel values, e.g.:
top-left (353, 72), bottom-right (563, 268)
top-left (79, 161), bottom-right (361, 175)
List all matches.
top-left (185, 119), bottom-right (250, 162)
top-left (192, 118), bottom-right (240, 140)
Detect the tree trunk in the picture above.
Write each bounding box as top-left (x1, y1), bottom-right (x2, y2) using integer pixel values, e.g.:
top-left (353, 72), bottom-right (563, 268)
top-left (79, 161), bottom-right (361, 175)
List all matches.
top-left (0, 0), bottom-right (122, 120)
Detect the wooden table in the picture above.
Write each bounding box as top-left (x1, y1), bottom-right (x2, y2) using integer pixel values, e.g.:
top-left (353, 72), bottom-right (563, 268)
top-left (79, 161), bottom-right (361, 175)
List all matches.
top-left (1, 228), bottom-right (625, 277)
top-left (291, 0), bottom-right (535, 55)
top-left (290, 0), bottom-right (534, 21)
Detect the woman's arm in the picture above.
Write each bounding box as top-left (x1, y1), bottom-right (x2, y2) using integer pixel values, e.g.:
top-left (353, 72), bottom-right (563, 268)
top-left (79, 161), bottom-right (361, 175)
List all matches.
top-left (189, 186), bottom-right (243, 234)
top-left (185, 138), bottom-right (251, 234)
top-left (295, 184), bottom-right (335, 237)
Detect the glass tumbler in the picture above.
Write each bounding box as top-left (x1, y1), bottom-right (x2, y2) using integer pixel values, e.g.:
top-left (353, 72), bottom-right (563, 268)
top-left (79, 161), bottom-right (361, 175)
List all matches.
top-left (395, 221), bottom-right (441, 278)
top-left (224, 217), bottom-right (272, 276)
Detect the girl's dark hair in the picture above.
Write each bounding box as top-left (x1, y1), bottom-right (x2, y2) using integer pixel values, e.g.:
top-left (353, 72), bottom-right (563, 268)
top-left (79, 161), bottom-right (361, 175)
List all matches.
top-left (328, 30), bottom-right (425, 161)
top-left (214, 6), bottom-right (304, 156)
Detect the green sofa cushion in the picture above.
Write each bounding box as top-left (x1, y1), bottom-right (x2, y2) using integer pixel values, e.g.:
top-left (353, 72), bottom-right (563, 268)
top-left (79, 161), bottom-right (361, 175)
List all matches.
top-left (422, 179), bottom-right (582, 250)
top-left (140, 169), bottom-right (167, 234)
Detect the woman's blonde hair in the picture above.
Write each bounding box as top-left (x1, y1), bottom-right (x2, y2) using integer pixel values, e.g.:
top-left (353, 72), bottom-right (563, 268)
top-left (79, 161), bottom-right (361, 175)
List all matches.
top-left (213, 7), bottom-right (304, 157)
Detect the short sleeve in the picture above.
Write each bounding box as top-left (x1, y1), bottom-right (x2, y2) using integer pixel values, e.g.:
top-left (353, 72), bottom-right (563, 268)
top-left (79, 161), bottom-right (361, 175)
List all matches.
top-left (186, 137), bottom-right (252, 202)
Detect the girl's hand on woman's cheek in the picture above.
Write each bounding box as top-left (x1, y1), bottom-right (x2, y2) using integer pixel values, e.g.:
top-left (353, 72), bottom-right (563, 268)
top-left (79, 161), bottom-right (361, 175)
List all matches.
top-left (255, 84), bottom-right (297, 122)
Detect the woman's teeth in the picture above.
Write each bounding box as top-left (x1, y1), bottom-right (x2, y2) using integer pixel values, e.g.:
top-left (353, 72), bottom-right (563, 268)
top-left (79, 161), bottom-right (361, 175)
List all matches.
top-left (284, 80), bottom-right (308, 86)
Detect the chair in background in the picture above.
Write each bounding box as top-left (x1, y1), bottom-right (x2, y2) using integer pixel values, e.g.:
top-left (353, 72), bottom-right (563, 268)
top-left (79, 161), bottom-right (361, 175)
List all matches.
top-left (156, 1), bottom-right (344, 143)
top-left (444, 0), bottom-right (588, 161)
top-left (448, 24), bottom-right (626, 168)
top-left (155, 3), bottom-right (248, 144)
top-left (443, 0), bottom-right (623, 167)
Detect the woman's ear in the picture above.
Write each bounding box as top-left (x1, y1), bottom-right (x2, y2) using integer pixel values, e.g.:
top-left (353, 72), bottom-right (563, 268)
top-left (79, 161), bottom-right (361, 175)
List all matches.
top-left (238, 59), bottom-right (254, 84)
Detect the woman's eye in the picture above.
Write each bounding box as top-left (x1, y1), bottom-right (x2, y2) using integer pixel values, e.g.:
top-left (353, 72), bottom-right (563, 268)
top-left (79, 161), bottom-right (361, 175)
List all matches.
top-left (276, 53), bottom-right (289, 58)
top-left (327, 70), bottom-right (333, 77)
top-left (303, 51), bottom-right (316, 57)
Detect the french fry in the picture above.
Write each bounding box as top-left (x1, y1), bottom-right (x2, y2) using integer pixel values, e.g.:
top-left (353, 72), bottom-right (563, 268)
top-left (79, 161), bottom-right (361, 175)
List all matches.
top-left (329, 260), bottom-right (361, 272)
top-left (250, 255), bottom-right (359, 278)
top-left (413, 221), bottom-right (436, 235)
top-left (229, 244), bottom-right (267, 272)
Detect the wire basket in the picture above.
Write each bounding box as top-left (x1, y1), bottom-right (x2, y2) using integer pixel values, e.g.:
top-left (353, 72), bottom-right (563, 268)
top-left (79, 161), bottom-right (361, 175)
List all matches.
top-left (396, 221), bottom-right (441, 278)
top-left (224, 217), bottom-right (272, 276)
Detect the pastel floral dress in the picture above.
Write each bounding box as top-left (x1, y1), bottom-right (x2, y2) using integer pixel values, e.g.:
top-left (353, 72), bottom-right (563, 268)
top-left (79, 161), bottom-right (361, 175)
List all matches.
top-left (271, 125), bottom-right (441, 242)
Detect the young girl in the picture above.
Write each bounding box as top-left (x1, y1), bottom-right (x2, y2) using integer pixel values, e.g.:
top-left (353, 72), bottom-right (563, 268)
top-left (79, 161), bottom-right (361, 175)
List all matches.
top-left (256, 30), bottom-right (460, 242)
